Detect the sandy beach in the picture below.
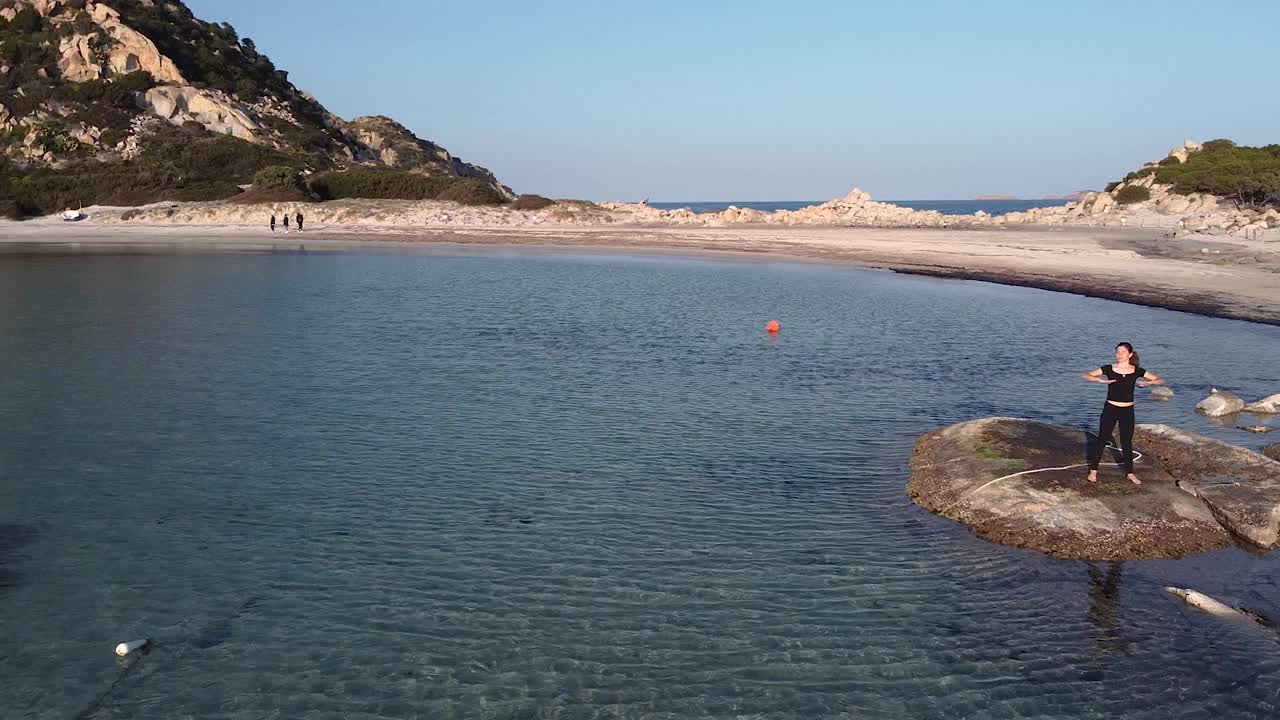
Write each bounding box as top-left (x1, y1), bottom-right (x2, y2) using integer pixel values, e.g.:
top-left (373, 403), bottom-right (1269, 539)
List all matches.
top-left (3, 218), bottom-right (1278, 326)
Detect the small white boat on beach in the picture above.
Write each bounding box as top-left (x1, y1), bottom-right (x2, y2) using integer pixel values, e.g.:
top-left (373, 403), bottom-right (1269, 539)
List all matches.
top-left (62, 207), bottom-right (86, 222)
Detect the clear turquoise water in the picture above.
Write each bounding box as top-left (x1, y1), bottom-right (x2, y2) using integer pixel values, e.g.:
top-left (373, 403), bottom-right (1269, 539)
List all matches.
top-left (1, 249), bottom-right (1279, 719)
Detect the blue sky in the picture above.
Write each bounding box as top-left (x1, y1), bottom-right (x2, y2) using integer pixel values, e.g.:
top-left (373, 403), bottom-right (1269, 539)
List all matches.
top-left (187, 0), bottom-right (1280, 201)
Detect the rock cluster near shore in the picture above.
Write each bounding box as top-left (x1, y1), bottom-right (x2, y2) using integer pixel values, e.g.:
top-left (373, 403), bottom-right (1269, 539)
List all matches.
top-left (580, 141), bottom-right (1278, 239)
top-left (907, 417), bottom-right (1280, 560)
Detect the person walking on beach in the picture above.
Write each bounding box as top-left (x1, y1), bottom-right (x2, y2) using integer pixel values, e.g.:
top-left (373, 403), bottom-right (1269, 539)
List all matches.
top-left (270, 214), bottom-right (276, 232)
top-left (283, 214), bottom-right (290, 233)
top-left (296, 211), bottom-right (304, 232)
top-left (1081, 342), bottom-right (1165, 485)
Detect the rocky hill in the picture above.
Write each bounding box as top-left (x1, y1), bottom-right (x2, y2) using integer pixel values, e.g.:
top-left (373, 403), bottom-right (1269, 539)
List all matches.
top-left (0, 0), bottom-right (511, 216)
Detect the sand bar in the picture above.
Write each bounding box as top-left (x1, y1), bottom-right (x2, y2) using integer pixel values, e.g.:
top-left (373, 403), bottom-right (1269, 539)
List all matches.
top-left (3, 220), bottom-right (1278, 326)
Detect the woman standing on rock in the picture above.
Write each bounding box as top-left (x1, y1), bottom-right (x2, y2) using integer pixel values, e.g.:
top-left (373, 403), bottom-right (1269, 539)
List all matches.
top-left (1082, 342), bottom-right (1165, 485)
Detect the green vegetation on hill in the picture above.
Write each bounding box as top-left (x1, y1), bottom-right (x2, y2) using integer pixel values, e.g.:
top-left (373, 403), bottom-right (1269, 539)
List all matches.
top-left (0, 122), bottom-right (303, 218)
top-left (1114, 185), bottom-right (1150, 205)
top-left (0, 5), bottom-right (61, 85)
top-left (109, 0), bottom-right (283, 100)
top-left (308, 168), bottom-right (505, 205)
top-left (1116, 140), bottom-right (1280, 207)
top-left (512, 194), bottom-right (555, 210)
top-left (2, 155), bottom-right (510, 219)
top-left (0, 1), bottom-right (513, 217)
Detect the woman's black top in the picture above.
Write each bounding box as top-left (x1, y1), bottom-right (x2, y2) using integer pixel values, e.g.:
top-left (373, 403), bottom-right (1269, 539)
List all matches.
top-left (1101, 364), bottom-right (1146, 403)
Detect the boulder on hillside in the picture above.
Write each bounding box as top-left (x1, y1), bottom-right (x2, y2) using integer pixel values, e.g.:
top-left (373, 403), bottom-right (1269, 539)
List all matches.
top-left (88, 3), bottom-right (187, 84)
top-left (907, 418), bottom-right (1230, 560)
top-left (141, 85), bottom-right (259, 141)
top-left (342, 116), bottom-right (514, 200)
top-left (1195, 388), bottom-right (1244, 416)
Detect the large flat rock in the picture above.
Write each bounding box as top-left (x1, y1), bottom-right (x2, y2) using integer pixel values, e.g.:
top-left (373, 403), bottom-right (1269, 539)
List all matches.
top-left (1134, 425), bottom-right (1280, 549)
top-left (907, 418), bottom-right (1231, 560)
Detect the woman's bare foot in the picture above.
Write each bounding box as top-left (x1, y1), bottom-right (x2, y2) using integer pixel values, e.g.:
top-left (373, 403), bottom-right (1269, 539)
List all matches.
top-left (1087, 470), bottom-right (1098, 484)
top-left (1126, 473), bottom-right (1142, 485)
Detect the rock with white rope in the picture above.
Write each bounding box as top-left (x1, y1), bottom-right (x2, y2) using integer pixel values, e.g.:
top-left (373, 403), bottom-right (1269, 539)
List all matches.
top-left (907, 417), bottom-right (1231, 560)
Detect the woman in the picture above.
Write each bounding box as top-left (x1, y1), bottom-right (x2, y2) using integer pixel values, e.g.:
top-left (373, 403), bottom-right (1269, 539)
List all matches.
top-left (1081, 342), bottom-right (1165, 485)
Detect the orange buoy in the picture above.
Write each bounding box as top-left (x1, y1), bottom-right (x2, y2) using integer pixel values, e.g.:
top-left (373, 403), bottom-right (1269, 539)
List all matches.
top-left (766, 320), bottom-right (780, 333)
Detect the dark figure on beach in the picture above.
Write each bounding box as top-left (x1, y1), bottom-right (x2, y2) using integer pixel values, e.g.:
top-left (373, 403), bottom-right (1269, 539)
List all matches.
top-left (296, 212), bottom-right (304, 232)
top-left (1081, 342), bottom-right (1165, 485)
top-left (270, 214), bottom-right (276, 232)
top-left (283, 214), bottom-right (290, 232)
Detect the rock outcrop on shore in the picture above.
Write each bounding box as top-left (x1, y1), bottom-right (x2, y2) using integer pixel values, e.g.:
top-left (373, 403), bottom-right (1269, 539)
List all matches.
top-left (572, 141), bottom-right (1277, 238)
top-left (583, 140), bottom-right (1278, 239)
top-left (907, 417), bottom-right (1280, 560)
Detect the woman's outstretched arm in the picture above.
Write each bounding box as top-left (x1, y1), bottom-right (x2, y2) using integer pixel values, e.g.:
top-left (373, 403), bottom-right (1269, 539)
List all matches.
top-left (1082, 368), bottom-right (1113, 384)
top-left (1138, 370), bottom-right (1164, 387)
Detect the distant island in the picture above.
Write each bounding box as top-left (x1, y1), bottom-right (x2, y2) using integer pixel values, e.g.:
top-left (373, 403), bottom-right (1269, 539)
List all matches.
top-left (977, 190), bottom-right (1090, 202)
top-left (1041, 190), bottom-right (1092, 201)
top-left (976, 192), bottom-right (1093, 201)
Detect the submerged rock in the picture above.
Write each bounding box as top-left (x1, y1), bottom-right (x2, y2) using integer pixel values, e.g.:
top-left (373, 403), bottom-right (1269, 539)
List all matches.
top-left (1150, 386), bottom-right (1175, 401)
top-left (1195, 388), bottom-right (1244, 417)
top-left (908, 418), bottom-right (1280, 559)
top-left (1243, 393), bottom-right (1280, 414)
top-left (1164, 587), bottom-right (1272, 626)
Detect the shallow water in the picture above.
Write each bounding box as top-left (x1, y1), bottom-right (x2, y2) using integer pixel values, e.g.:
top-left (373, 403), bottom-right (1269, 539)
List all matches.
top-left (1, 249), bottom-right (1278, 719)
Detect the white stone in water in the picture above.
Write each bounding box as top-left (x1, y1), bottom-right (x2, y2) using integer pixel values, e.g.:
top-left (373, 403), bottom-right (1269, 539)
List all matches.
top-left (1195, 388), bottom-right (1245, 417)
top-left (115, 639), bottom-right (149, 656)
top-left (1243, 393), bottom-right (1280, 414)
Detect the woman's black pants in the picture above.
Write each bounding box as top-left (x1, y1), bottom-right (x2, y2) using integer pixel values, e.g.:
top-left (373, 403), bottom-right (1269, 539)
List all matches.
top-left (1089, 403), bottom-right (1135, 473)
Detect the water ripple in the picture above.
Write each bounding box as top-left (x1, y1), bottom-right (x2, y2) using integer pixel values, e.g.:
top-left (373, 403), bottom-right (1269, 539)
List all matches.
top-left (1, 251), bottom-right (1278, 718)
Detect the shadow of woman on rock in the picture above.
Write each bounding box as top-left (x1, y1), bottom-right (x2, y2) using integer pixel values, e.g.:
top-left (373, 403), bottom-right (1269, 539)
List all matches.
top-left (1086, 561), bottom-right (1128, 655)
